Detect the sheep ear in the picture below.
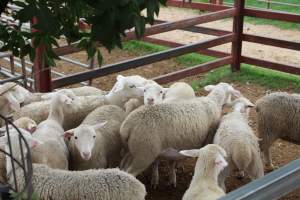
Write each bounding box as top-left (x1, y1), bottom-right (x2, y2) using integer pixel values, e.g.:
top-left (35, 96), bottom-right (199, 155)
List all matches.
top-left (246, 101), bottom-right (255, 108)
top-left (162, 88), bottom-right (169, 94)
top-left (63, 129), bottom-right (74, 139)
top-left (60, 95), bottom-right (73, 105)
top-left (27, 123), bottom-right (37, 134)
top-left (179, 149), bottom-right (200, 158)
top-left (25, 136), bottom-right (43, 149)
top-left (93, 121), bottom-right (107, 130)
top-left (204, 85), bottom-right (215, 92)
top-left (4, 93), bottom-right (20, 112)
top-left (116, 75), bottom-right (125, 81)
top-left (215, 153), bottom-right (228, 170)
top-left (230, 89), bottom-right (241, 98)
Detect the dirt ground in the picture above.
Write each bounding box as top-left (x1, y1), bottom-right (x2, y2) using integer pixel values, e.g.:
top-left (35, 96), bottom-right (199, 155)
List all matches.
top-left (1, 6), bottom-right (300, 200)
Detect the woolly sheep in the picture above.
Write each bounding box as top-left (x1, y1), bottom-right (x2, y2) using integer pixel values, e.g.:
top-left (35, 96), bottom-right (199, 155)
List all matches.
top-left (120, 82), bottom-right (241, 176)
top-left (1, 82), bottom-right (31, 106)
top-left (0, 117), bottom-right (37, 183)
top-left (137, 82), bottom-right (196, 188)
top-left (214, 97), bottom-right (264, 191)
top-left (180, 144), bottom-right (227, 200)
top-left (105, 75), bottom-right (156, 107)
top-left (64, 105), bottom-right (126, 170)
top-left (256, 92), bottom-right (300, 170)
top-left (0, 83), bottom-right (21, 121)
top-left (1, 130), bottom-right (146, 200)
top-left (31, 90), bottom-right (76, 169)
top-left (13, 95), bottom-right (107, 130)
top-left (3, 84), bottom-right (106, 105)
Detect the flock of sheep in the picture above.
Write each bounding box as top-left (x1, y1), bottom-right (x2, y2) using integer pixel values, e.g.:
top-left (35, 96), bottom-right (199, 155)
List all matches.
top-left (0, 74), bottom-right (298, 200)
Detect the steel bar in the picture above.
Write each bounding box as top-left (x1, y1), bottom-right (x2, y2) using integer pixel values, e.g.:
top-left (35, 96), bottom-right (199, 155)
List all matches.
top-left (52, 34), bottom-right (234, 88)
top-left (0, 75), bottom-right (24, 84)
top-left (242, 56), bottom-right (300, 75)
top-left (153, 56), bottom-right (232, 84)
top-left (166, 0), bottom-right (230, 11)
top-left (59, 56), bottom-right (90, 68)
top-left (257, 0), bottom-right (300, 8)
top-left (220, 158), bottom-right (300, 200)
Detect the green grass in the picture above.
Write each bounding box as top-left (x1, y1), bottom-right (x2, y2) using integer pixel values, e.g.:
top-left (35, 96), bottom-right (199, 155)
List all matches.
top-left (191, 64), bottom-right (300, 92)
top-left (193, 0), bottom-right (300, 30)
top-left (123, 40), bottom-right (215, 67)
top-left (123, 40), bottom-right (300, 92)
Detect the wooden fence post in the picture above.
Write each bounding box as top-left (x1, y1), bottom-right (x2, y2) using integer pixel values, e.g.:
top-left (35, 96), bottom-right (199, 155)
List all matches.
top-left (31, 17), bottom-right (52, 92)
top-left (231, 0), bottom-right (245, 72)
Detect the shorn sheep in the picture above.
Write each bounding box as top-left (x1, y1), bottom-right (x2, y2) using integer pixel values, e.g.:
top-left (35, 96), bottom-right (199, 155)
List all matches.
top-left (31, 90), bottom-right (76, 169)
top-left (1, 126), bottom-right (146, 200)
top-left (256, 92), bottom-right (300, 170)
top-left (180, 144), bottom-right (227, 200)
top-left (120, 82), bottom-right (241, 177)
top-left (214, 97), bottom-right (264, 191)
top-left (65, 105), bottom-right (126, 170)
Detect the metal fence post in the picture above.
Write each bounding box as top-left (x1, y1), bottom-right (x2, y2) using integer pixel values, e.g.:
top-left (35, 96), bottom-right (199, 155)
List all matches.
top-left (231, 0), bottom-right (245, 72)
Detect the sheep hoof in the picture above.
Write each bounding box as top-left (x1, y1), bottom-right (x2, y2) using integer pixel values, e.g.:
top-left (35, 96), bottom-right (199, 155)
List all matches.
top-left (236, 171), bottom-right (245, 180)
top-left (265, 164), bottom-right (278, 172)
top-left (151, 180), bottom-right (159, 190)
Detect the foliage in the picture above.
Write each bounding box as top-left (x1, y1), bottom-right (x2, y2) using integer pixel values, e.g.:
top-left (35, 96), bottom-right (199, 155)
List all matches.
top-left (0, 0), bottom-right (166, 66)
top-left (10, 191), bottom-right (40, 200)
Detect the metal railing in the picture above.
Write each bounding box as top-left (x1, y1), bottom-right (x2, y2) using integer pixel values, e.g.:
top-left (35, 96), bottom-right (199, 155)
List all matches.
top-left (0, 115), bottom-right (33, 200)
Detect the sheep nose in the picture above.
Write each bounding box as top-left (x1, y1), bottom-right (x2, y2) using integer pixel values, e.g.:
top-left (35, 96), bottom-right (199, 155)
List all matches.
top-left (82, 152), bottom-right (91, 160)
top-left (147, 98), bottom-right (154, 103)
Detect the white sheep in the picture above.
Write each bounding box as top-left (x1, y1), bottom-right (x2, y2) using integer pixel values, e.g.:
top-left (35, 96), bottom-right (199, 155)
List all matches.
top-left (255, 92), bottom-right (300, 170)
top-left (1, 83), bottom-right (106, 105)
top-left (64, 105), bottom-right (126, 170)
top-left (180, 144), bottom-right (227, 200)
top-left (120, 82), bottom-right (241, 177)
top-left (0, 83), bottom-right (21, 120)
top-left (1, 128), bottom-right (146, 200)
top-left (104, 75), bottom-right (156, 108)
top-left (31, 90), bottom-right (76, 169)
top-left (136, 82), bottom-right (196, 188)
top-left (214, 97), bottom-right (264, 191)
top-left (13, 95), bottom-right (107, 130)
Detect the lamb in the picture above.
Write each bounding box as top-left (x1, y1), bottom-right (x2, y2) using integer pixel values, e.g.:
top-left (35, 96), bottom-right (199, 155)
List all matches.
top-left (1, 127), bottom-right (146, 200)
top-left (180, 144), bottom-right (228, 200)
top-left (64, 105), bottom-right (127, 170)
top-left (255, 92), bottom-right (300, 170)
top-left (137, 82), bottom-right (196, 188)
top-left (0, 82), bottom-right (31, 106)
top-left (13, 95), bottom-right (107, 130)
top-left (214, 97), bottom-right (264, 191)
top-left (31, 90), bottom-right (76, 169)
top-left (120, 82), bottom-right (241, 177)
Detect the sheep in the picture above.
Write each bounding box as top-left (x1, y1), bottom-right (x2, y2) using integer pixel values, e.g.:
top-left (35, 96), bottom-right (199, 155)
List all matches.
top-left (214, 97), bottom-right (264, 191)
top-left (0, 82), bottom-right (21, 122)
top-left (105, 75), bottom-right (156, 108)
top-left (0, 117), bottom-right (37, 134)
top-left (136, 82), bottom-right (196, 188)
top-left (31, 90), bottom-right (77, 170)
top-left (119, 82), bottom-right (241, 177)
top-left (64, 105), bottom-right (127, 170)
top-left (180, 144), bottom-right (228, 200)
top-left (255, 92), bottom-right (300, 170)
top-left (1, 128), bottom-right (146, 200)
top-left (0, 117), bottom-right (37, 183)
top-left (13, 95), bottom-right (107, 130)
top-left (1, 83), bottom-right (106, 105)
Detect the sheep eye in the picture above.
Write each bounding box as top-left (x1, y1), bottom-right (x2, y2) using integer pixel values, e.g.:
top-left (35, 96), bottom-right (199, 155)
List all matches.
top-left (129, 85), bottom-right (136, 88)
top-left (75, 136), bottom-right (78, 140)
top-left (160, 91), bottom-right (163, 94)
top-left (93, 135), bottom-right (96, 139)
top-left (144, 89), bottom-right (146, 92)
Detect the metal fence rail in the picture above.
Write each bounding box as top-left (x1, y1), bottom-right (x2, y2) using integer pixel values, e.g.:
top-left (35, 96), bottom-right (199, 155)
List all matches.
top-left (220, 158), bottom-right (300, 200)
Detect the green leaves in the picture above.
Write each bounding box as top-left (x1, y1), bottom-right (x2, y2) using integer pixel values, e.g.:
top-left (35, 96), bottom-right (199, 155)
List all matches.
top-left (0, 0), bottom-right (165, 66)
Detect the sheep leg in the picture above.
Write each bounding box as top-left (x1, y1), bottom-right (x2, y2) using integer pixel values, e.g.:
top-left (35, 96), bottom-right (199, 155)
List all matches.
top-left (120, 152), bottom-right (133, 170)
top-left (126, 153), bottom-right (158, 177)
top-left (262, 148), bottom-right (276, 171)
top-left (168, 161), bottom-right (177, 188)
top-left (218, 166), bottom-right (230, 192)
top-left (151, 160), bottom-right (159, 189)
